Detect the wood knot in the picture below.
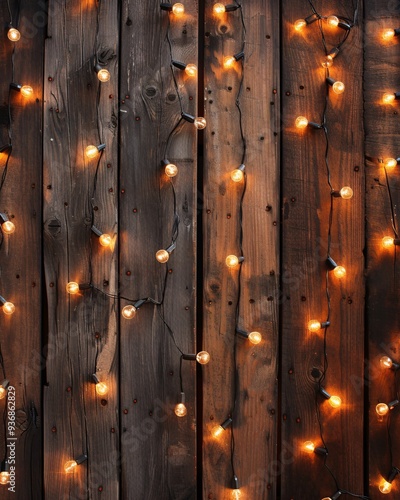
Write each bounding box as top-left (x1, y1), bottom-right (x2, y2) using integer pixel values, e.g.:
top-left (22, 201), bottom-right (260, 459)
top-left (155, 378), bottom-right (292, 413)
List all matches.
top-left (145, 86), bottom-right (157, 98)
top-left (46, 218), bottom-right (61, 236)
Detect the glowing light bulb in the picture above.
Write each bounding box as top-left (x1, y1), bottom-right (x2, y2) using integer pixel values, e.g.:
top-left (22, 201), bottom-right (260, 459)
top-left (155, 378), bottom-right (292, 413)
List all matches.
top-left (1, 220), bottom-right (15, 234)
top-left (295, 116), bottom-right (309, 129)
top-left (380, 356), bottom-right (393, 369)
top-left (384, 158), bottom-right (398, 169)
top-left (321, 55), bottom-right (333, 68)
top-left (99, 234), bottom-right (112, 247)
top-left (122, 305), bottom-right (137, 319)
top-left (64, 460), bottom-right (78, 473)
top-left (196, 351), bottom-right (210, 364)
top-left (304, 441), bottom-right (315, 453)
top-left (0, 471), bottom-right (10, 485)
top-left (332, 81), bottom-right (345, 95)
top-left (156, 249), bottom-right (170, 263)
top-left (376, 403), bottom-right (389, 416)
top-left (175, 403), bottom-right (187, 417)
top-left (333, 266), bottom-right (346, 278)
top-left (165, 163), bottom-right (178, 177)
top-left (248, 331), bottom-right (262, 345)
top-left (383, 93), bottom-right (396, 104)
top-left (327, 15), bottom-right (339, 27)
top-left (339, 186), bottom-right (353, 199)
top-left (382, 29), bottom-right (395, 41)
top-left (172, 3), bottom-right (184, 15)
top-left (85, 145), bottom-right (100, 159)
top-left (185, 64), bottom-right (197, 77)
top-left (294, 19), bottom-right (306, 31)
top-left (2, 302), bottom-right (15, 315)
top-left (231, 169), bottom-right (244, 182)
top-left (7, 28), bottom-right (21, 41)
top-left (213, 3), bottom-right (225, 14)
top-left (223, 55), bottom-right (236, 69)
top-left (231, 489), bottom-right (241, 499)
top-left (95, 382), bottom-right (108, 396)
top-left (97, 69), bottom-right (111, 82)
top-left (379, 480), bottom-right (392, 494)
top-left (225, 255), bottom-right (241, 268)
top-left (66, 282), bottom-right (80, 294)
top-left (382, 236), bottom-right (394, 249)
top-left (20, 85), bottom-right (33, 97)
top-left (329, 396), bottom-right (342, 408)
top-left (212, 425), bottom-right (224, 438)
top-left (194, 117), bottom-right (206, 129)
top-left (0, 387), bottom-right (6, 400)
top-left (308, 320), bottom-right (322, 332)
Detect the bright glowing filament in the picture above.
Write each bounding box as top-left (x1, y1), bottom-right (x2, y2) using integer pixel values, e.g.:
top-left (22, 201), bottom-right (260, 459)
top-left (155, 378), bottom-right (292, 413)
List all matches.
top-left (231, 489), bottom-right (241, 500)
top-left (332, 81), bottom-right (345, 95)
top-left (307, 320), bottom-right (322, 332)
top-left (333, 266), bottom-right (346, 279)
top-left (99, 234), bottom-right (112, 247)
top-left (379, 480), bottom-right (392, 494)
top-left (85, 145), bottom-right (100, 159)
top-left (0, 471), bottom-right (10, 485)
top-left (382, 29), bottom-right (395, 41)
top-left (165, 163), bottom-right (178, 177)
top-left (340, 186), bottom-right (353, 199)
top-left (212, 425), bottom-right (224, 438)
top-left (0, 387), bottom-right (6, 400)
top-left (213, 3), bottom-right (225, 14)
top-left (20, 85), bottom-right (33, 98)
top-left (231, 169), bottom-right (244, 182)
top-left (1, 221), bottom-right (15, 234)
top-left (382, 236), bottom-right (394, 249)
top-left (196, 351), bottom-right (211, 365)
top-left (194, 117), bottom-right (207, 129)
top-left (327, 15), bottom-right (339, 27)
top-left (329, 396), bottom-right (342, 408)
top-left (97, 69), bottom-right (111, 82)
top-left (121, 305), bottom-right (137, 319)
top-left (172, 3), bottom-right (185, 15)
top-left (185, 64), bottom-right (197, 77)
top-left (321, 56), bottom-right (333, 68)
top-left (294, 19), bottom-right (306, 31)
top-left (223, 55), bottom-right (236, 69)
top-left (380, 356), bottom-right (393, 369)
top-left (7, 28), bottom-right (21, 41)
top-left (95, 382), bottom-right (108, 396)
top-left (174, 403), bottom-right (187, 417)
top-left (383, 93), bottom-right (396, 104)
top-left (248, 331), bottom-right (262, 345)
top-left (295, 116), bottom-right (309, 129)
top-left (2, 302), bottom-right (15, 315)
top-left (384, 158), bottom-right (397, 169)
top-left (376, 403), bottom-right (389, 416)
top-left (156, 249), bottom-right (170, 263)
top-left (303, 441), bottom-right (315, 453)
top-left (66, 282), bottom-right (80, 294)
top-left (226, 255), bottom-right (239, 268)
top-left (64, 460), bottom-right (78, 473)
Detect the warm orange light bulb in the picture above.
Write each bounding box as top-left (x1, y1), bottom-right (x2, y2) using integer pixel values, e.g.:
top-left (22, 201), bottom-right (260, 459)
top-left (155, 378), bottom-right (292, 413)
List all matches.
top-left (329, 395), bottom-right (342, 408)
top-left (248, 331), bottom-right (262, 345)
top-left (327, 15), bottom-right (339, 27)
top-left (7, 28), bottom-right (21, 41)
top-left (383, 93), bottom-right (395, 104)
top-left (2, 302), bottom-right (15, 315)
top-left (223, 55), bottom-right (236, 69)
top-left (194, 117), bottom-right (207, 129)
top-left (225, 255), bottom-right (239, 268)
top-left (97, 69), bottom-right (110, 82)
top-left (1, 221), bottom-right (15, 234)
top-left (380, 356), bottom-right (393, 369)
top-left (85, 145), bottom-right (99, 159)
top-left (0, 387), bottom-right (6, 400)
top-left (64, 460), bottom-right (78, 473)
top-left (303, 441), bottom-right (315, 453)
top-left (294, 19), bottom-right (306, 31)
top-left (174, 403), bottom-right (187, 417)
top-left (382, 236), bottom-right (394, 249)
top-left (382, 29), bottom-right (395, 41)
top-left (185, 64), bottom-right (197, 77)
top-left (307, 320), bottom-right (321, 332)
top-left (379, 479), bottom-right (392, 494)
top-left (0, 471), bottom-right (10, 485)
top-left (333, 266), bottom-right (346, 278)
top-left (165, 163), bottom-right (178, 177)
top-left (332, 81), bottom-right (345, 95)
top-left (156, 249), bottom-right (170, 263)
top-left (231, 489), bottom-right (241, 500)
top-left (66, 282), bottom-right (80, 294)
top-left (339, 186), bottom-right (353, 199)
top-left (231, 169), bottom-right (244, 182)
top-left (213, 3), bottom-right (225, 14)
top-left (121, 305), bottom-right (137, 319)
top-left (196, 351), bottom-right (210, 364)
top-left (295, 116), bottom-right (308, 129)
top-left (95, 382), bottom-right (108, 396)
top-left (212, 425), bottom-right (224, 438)
top-left (172, 3), bottom-right (184, 15)
top-left (376, 403), bottom-right (389, 416)
top-left (321, 55), bottom-right (333, 68)
top-left (99, 234), bottom-right (112, 247)
top-left (384, 158), bottom-right (397, 169)
top-left (20, 85), bottom-right (33, 97)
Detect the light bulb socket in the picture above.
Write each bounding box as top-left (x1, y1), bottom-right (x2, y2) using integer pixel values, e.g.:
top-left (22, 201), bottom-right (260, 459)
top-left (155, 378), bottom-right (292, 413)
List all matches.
top-left (96, 144), bottom-right (106, 153)
top-left (160, 2), bottom-right (173, 11)
top-left (320, 387), bottom-right (332, 400)
top-left (238, 256), bottom-right (244, 263)
top-left (308, 121), bottom-right (323, 129)
top-left (182, 112), bottom-right (195, 123)
top-left (182, 354), bottom-right (197, 361)
top-left (133, 299), bottom-right (146, 310)
top-left (392, 92), bottom-right (400, 100)
top-left (92, 374), bottom-right (100, 384)
top-left (94, 63), bottom-right (104, 74)
top-left (394, 28), bottom-right (400, 36)
top-left (0, 295), bottom-right (7, 306)
top-left (172, 60), bottom-right (187, 71)
top-left (233, 51), bottom-right (245, 62)
top-left (237, 164), bottom-right (245, 172)
top-left (393, 239), bottom-right (400, 246)
top-left (220, 417), bottom-right (233, 430)
top-left (314, 446), bottom-right (328, 456)
top-left (236, 328), bottom-right (250, 339)
top-left (161, 159), bottom-right (173, 167)
top-left (326, 77), bottom-right (339, 87)
top-left (1, 379), bottom-right (9, 390)
top-left (392, 362), bottom-right (400, 371)
top-left (388, 399), bottom-right (399, 410)
top-left (331, 492), bottom-right (342, 500)
top-left (326, 256), bottom-right (338, 270)
top-left (328, 47), bottom-right (340, 58)
top-left (233, 475), bottom-right (240, 489)
top-left (305, 13), bottom-right (320, 24)
top-left (10, 83), bottom-right (23, 92)
top-left (74, 454), bottom-right (88, 466)
top-left (78, 283), bottom-right (92, 291)
top-left (91, 225), bottom-right (103, 237)
top-left (0, 460), bottom-right (10, 473)
top-left (338, 21), bottom-right (351, 30)
top-left (0, 213), bottom-right (10, 224)
top-left (387, 467), bottom-right (399, 483)
top-left (225, 4), bottom-right (240, 12)
top-left (179, 392), bottom-right (186, 404)
top-left (165, 242), bottom-right (177, 254)
top-left (0, 144), bottom-right (12, 154)
top-left (331, 190), bottom-right (342, 198)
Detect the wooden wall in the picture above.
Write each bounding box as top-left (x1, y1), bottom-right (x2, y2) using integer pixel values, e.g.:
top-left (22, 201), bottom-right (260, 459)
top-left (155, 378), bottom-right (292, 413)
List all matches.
top-left (0, 1), bottom-right (399, 499)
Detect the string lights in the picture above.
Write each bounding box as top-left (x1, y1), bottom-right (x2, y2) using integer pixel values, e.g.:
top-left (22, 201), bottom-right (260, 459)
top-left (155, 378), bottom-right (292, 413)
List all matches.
top-left (64, 454), bottom-right (88, 473)
top-left (0, 213), bottom-right (15, 235)
top-left (9, 83), bottom-right (33, 97)
top-left (382, 28), bottom-right (400, 41)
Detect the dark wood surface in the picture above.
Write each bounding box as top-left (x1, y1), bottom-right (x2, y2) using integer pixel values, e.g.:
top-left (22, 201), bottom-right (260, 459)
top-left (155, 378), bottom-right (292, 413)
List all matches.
top-left (0, 2), bottom-right (43, 499)
top-left (202, 1), bottom-right (280, 498)
top-left (43, 1), bottom-right (119, 498)
top-left (280, 1), bottom-right (365, 498)
top-left (119, 1), bottom-right (198, 498)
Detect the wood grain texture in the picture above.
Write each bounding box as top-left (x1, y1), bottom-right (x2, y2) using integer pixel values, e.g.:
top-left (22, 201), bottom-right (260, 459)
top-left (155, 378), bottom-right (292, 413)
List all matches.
top-left (202, 2), bottom-right (280, 498)
top-left (119, 2), bottom-right (198, 498)
top-left (364, 2), bottom-right (400, 497)
top-left (0, 2), bottom-right (43, 499)
top-left (43, 1), bottom-right (119, 498)
top-left (281, 1), bottom-right (365, 499)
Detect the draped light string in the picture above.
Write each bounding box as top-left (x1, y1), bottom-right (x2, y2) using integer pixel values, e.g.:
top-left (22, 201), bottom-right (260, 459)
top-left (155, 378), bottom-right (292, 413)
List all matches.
top-left (295, 2), bottom-right (369, 499)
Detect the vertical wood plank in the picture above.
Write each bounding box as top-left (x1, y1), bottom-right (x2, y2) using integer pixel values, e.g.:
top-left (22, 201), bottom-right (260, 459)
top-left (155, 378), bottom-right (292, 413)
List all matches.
top-left (281, 1), bottom-right (365, 498)
top-left (202, 2), bottom-right (280, 498)
top-left (43, 1), bottom-right (119, 498)
top-left (0, 1), bottom-right (43, 498)
top-left (119, 2), bottom-right (198, 498)
top-left (364, 1), bottom-right (400, 497)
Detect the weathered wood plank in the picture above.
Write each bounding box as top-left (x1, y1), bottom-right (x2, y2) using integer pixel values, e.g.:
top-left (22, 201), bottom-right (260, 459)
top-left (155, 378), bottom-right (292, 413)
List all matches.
top-left (364, 2), bottom-right (400, 497)
top-left (0, 2), bottom-right (43, 498)
top-left (119, 2), bottom-right (198, 498)
top-left (202, 2), bottom-right (280, 498)
top-left (281, 1), bottom-right (365, 498)
top-left (43, 1), bottom-right (119, 498)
